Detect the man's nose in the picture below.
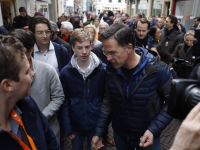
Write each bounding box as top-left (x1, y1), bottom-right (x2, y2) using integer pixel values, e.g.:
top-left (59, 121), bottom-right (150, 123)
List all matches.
top-left (107, 54), bottom-right (113, 61)
top-left (29, 69), bottom-right (34, 78)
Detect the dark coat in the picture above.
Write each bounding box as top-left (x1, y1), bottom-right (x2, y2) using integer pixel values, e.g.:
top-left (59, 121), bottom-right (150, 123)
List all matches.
top-left (53, 36), bottom-right (73, 57)
top-left (92, 43), bottom-right (108, 64)
top-left (134, 31), bottom-right (154, 49)
top-left (59, 61), bottom-right (106, 135)
top-left (171, 43), bottom-right (195, 62)
top-left (73, 21), bottom-right (80, 30)
top-left (103, 16), bottom-right (113, 26)
top-left (0, 96), bottom-right (60, 150)
top-left (189, 57), bottom-right (200, 79)
top-left (190, 24), bottom-right (198, 30)
top-left (171, 43), bottom-right (195, 78)
top-left (32, 42), bottom-right (71, 72)
top-left (124, 20), bottom-right (133, 27)
top-left (160, 27), bottom-right (183, 54)
top-left (180, 24), bottom-right (186, 35)
top-left (12, 15), bottom-right (31, 29)
top-left (94, 47), bottom-right (173, 145)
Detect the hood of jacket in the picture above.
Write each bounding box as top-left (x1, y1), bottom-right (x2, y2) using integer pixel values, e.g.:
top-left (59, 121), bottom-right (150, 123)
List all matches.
top-left (107, 47), bottom-right (158, 77)
top-left (71, 52), bottom-right (100, 79)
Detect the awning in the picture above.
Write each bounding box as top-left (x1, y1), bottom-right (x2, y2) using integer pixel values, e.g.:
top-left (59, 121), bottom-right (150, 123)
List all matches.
top-left (37, 0), bottom-right (52, 3)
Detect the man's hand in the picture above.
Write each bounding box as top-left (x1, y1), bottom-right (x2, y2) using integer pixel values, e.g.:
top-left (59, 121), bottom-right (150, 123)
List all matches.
top-left (139, 130), bottom-right (154, 148)
top-left (91, 136), bottom-right (104, 150)
top-left (68, 134), bottom-right (75, 139)
top-left (170, 103), bottom-right (200, 150)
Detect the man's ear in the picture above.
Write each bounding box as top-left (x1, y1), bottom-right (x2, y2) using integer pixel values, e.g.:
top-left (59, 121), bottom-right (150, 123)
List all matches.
top-left (127, 44), bottom-right (133, 54)
top-left (0, 79), bottom-right (15, 92)
top-left (72, 45), bottom-right (75, 52)
top-left (29, 47), bottom-right (34, 57)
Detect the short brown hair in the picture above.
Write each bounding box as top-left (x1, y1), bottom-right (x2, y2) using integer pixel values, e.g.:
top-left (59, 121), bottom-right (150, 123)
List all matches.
top-left (0, 35), bottom-right (26, 82)
top-left (71, 28), bottom-right (92, 47)
top-left (29, 16), bottom-right (54, 33)
top-left (136, 18), bottom-right (150, 29)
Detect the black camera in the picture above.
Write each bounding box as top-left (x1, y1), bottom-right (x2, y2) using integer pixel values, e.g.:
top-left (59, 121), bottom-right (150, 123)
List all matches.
top-left (167, 79), bottom-right (200, 120)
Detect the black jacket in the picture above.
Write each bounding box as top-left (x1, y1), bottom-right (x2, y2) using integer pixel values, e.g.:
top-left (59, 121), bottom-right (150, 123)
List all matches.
top-left (94, 47), bottom-right (173, 144)
top-left (160, 27), bottom-right (183, 54)
top-left (92, 43), bottom-right (108, 64)
top-left (73, 21), bottom-right (80, 30)
top-left (53, 36), bottom-right (73, 57)
top-left (0, 96), bottom-right (60, 150)
top-left (171, 43), bottom-right (194, 78)
top-left (12, 15), bottom-right (31, 29)
top-left (103, 16), bottom-right (113, 26)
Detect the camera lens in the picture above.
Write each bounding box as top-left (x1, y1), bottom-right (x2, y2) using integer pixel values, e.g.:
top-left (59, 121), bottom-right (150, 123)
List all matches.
top-left (182, 84), bottom-right (200, 118)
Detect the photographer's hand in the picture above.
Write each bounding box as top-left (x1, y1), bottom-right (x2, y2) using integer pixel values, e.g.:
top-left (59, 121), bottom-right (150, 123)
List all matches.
top-left (170, 103), bottom-right (200, 150)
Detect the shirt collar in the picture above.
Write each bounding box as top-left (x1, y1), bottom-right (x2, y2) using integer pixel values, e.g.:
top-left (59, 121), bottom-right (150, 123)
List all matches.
top-left (34, 41), bottom-right (55, 53)
top-left (76, 55), bottom-right (92, 74)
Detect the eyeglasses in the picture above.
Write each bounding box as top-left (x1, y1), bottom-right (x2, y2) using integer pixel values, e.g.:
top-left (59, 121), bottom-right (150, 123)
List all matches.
top-left (36, 30), bottom-right (51, 37)
top-left (103, 51), bottom-right (119, 56)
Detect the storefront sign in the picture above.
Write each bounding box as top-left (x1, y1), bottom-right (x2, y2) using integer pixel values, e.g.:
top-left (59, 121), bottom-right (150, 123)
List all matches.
top-left (104, 7), bottom-right (111, 10)
top-left (113, 8), bottom-right (121, 10)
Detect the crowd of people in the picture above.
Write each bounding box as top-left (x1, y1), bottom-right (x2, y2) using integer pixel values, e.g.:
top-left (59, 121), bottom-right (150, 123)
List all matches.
top-left (1, 6), bottom-right (200, 150)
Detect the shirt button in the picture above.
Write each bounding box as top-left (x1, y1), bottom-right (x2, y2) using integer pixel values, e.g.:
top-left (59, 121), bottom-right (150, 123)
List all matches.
top-left (32, 137), bottom-right (36, 141)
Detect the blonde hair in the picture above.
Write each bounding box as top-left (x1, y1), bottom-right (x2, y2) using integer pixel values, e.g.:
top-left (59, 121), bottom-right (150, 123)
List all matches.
top-left (84, 24), bottom-right (96, 42)
top-left (184, 30), bottom-right (195, 41)
top-left (71, 28), bottom-right (92, 46)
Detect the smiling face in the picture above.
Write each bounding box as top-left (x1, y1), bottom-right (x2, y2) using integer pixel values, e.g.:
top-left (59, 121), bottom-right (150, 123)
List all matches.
top-left (155, 28), bottom-right (161, 41)
top-left (72, 40), bottom-right (92, 63)
top-left (164, 17), bottom-right (174, 30)
top-left (102, 38), bottom-right (129, 69)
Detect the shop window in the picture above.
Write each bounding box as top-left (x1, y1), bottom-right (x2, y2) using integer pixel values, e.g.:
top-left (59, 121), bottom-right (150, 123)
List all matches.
top-left (151, 0), bottom-right (163, 17)
top-left (118, 0), bottom-right (121, 3)
top-left (109, 0), bottom-right (112, 3)
top-left (175, 0), bottom-right (194, 16)
top-left (137, 0), bottom-right (147, 18)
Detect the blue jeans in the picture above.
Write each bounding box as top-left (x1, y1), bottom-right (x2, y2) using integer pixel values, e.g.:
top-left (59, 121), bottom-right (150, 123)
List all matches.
top-left (114, 132), bottom-right (160, 150)
top-left (71, 131), bottom-right (94, 150)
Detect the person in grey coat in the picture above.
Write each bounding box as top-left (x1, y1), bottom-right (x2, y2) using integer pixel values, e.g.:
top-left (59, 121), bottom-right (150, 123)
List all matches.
top-left (9, 29), bottom-right (65, 143)
top-left (160, 15), bottom-right (183, 54)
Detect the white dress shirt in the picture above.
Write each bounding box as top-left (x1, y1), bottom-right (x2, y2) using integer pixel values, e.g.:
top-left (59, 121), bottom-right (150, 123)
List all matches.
top-left (33, 41), bottom-right (59, 74)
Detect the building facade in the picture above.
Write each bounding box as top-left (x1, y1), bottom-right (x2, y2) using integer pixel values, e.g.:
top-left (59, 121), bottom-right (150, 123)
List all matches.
top-left (126, 0), bottom-right (199, 31)
top-left (127, 0), bottom-right (172, 18)
top-left (0, 0), bottom-right (59, 27)
top-left (94, 0), bottom-right (126, 15)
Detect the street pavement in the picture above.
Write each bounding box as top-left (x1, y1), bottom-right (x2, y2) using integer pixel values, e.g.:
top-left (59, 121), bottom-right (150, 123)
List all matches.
top-left (64, 119), bottom-right (182, 150)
